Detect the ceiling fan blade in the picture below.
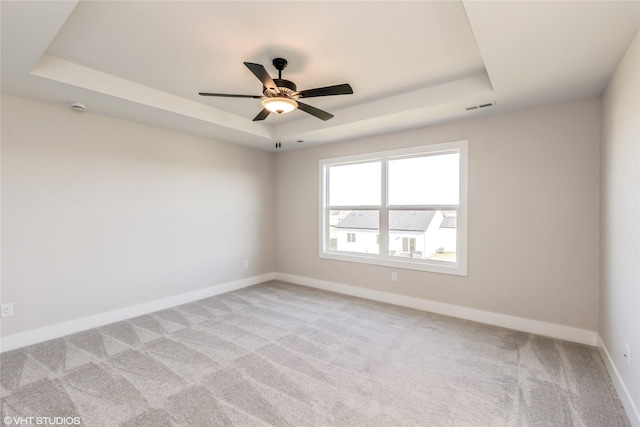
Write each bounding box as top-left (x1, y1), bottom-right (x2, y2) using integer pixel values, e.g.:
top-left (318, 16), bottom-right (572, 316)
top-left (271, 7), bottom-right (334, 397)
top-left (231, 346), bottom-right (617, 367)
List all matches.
top-left (298, 83), bottom-right (353, 98)
top-left (252, 108), bottom-right (271, 121)
top-left (199, 92), bottom-right (262, 98)
top-left (297, 101), bottom-right (334, 121)
top-left (244, 62), bottom-right (278, 93)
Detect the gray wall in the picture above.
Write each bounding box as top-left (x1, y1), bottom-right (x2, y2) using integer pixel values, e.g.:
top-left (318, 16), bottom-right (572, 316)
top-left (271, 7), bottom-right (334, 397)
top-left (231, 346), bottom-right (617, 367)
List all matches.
top-left (600, 30), bottom-right (640, 415)
top-left (276, 98), bottom-right (600, 331)
top-left (1, 94), bottom-right (603, 338)
top-left (1, 95), bottom-right (276, 336)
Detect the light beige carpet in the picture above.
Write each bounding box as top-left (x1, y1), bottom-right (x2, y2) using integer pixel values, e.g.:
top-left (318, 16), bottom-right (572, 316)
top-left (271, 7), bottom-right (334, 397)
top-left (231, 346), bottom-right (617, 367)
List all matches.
top-left (0, 280), bottom-right (631, 426)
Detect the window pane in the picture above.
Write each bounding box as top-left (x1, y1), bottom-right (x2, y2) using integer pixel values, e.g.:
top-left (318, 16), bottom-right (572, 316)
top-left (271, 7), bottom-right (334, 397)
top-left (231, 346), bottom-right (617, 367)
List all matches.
top-left (331, 210), bottom-right (379, 254)
top-left (388, 152), bottom-right (459, 205)
top-left (328, 162), bottom-right (381, 206)
top-left (388, 210), bottom-right (457, 261)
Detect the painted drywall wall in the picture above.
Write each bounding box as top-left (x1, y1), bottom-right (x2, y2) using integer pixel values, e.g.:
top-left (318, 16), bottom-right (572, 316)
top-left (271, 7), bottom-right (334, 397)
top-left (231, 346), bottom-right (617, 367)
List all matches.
top-left (600, 30), bottom-right (640, 418)
top-left (275, 98), bottom-right (600, 331)
top-left (1, 95), bottom-right (275, 336)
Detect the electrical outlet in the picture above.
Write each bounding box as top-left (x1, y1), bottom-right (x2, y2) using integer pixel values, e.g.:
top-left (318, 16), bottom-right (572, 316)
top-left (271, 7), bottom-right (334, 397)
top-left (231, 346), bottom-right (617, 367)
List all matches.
top-left (391, 272), bottom-right (397, 282)
top-left (624, 342), bottom-right (631, 367)
top-left (244, 260), bottom-right (249, 268)
top-left (1, 303), bottom-right (14, 317)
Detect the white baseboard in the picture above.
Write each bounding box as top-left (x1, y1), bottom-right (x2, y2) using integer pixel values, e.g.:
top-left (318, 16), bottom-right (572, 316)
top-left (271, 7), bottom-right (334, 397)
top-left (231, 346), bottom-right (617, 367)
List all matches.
top-left (0, 273), bottom-right (275, 353)
top-left (274, 272), bottom-right (598, 346)
top-left (0, 271), bottom-right (598, 351)
top-left (598, 335), bottom-right (640, 427)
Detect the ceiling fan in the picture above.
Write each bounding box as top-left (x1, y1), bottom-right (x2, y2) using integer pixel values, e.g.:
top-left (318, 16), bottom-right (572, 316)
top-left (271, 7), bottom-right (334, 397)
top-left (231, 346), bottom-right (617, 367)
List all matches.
top-left (199, 58), bottom-right (353, 121)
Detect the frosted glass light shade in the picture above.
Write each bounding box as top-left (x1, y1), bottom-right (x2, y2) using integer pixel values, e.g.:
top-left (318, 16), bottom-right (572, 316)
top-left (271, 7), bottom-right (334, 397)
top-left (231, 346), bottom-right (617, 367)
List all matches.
top-left (261, 97), bottom-right (298, 114)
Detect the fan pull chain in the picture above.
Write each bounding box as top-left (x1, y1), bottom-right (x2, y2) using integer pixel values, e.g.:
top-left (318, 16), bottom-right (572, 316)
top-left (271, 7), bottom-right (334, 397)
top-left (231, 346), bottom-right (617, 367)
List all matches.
top-left (275, 114), bottom-right (282, 149)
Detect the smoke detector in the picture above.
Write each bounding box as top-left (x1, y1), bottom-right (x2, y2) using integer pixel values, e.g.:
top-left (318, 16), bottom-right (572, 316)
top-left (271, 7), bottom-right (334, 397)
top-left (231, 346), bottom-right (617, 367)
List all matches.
top-left (69, 102), bottom-right (86, 112)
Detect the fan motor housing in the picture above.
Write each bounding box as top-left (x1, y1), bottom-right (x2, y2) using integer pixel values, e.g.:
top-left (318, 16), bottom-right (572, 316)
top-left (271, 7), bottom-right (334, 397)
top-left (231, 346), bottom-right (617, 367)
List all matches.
top-left (264, 78), bottom-right (297, 97)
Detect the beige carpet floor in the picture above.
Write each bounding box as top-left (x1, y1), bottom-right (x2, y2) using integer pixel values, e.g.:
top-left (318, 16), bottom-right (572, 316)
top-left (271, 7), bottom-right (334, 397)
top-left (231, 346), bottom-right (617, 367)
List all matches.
top-left (0, 280), bottom-right (631, 426)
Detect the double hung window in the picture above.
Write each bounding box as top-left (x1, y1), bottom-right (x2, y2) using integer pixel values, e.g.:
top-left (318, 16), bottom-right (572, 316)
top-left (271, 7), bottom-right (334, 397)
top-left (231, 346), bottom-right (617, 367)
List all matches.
top-left (320, 140), bottom-right (467, 275)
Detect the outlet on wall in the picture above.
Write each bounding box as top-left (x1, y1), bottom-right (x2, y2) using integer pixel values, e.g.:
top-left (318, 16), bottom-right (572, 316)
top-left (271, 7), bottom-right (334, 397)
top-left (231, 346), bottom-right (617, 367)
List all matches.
top-left (624, 342), bottom-right (631, 367)
top-left (1, 303), bottom-right (14, 317)
top-left (391, 272), bottom-right (397, 282)
top-left (243, 260), bottom-right (249, 269)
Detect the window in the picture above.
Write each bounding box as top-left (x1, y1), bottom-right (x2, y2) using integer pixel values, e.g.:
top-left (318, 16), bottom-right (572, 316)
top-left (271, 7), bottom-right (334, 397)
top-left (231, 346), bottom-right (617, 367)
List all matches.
top-left (320, 141), bottom-right (467, 275)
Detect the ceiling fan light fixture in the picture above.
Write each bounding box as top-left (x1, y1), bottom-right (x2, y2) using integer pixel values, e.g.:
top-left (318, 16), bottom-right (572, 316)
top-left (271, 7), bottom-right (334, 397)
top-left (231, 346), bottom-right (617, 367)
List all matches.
top-left (261, 97), bottom-right (298, 114)
top-left (199, 59), bottom-right (352, 121)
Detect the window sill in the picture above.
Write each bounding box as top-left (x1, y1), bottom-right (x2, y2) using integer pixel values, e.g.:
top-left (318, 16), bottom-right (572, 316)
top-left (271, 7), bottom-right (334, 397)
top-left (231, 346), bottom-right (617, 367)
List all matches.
top-left (319, 251), bottom-right (467, 276)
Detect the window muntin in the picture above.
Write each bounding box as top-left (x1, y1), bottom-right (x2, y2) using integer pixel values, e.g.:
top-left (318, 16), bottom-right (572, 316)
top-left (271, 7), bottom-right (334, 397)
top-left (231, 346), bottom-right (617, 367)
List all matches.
top-left (320, 141), bottom-right (467, 275)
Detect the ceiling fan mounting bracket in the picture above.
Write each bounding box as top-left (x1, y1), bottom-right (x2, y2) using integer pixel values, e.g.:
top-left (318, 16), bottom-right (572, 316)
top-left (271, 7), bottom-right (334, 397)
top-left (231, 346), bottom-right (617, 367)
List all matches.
top-left (272, 58), bottom-right (288, 72)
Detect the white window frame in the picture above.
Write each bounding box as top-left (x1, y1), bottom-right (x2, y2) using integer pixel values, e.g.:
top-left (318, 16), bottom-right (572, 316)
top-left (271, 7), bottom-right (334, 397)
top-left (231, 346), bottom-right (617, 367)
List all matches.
top-left (319, 140), bottom-right (468, 276)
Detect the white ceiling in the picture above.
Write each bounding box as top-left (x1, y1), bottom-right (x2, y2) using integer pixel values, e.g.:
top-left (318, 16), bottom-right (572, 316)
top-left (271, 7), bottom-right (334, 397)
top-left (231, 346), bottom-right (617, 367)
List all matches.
top-left (2, 1), bottom-right (638, 152)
